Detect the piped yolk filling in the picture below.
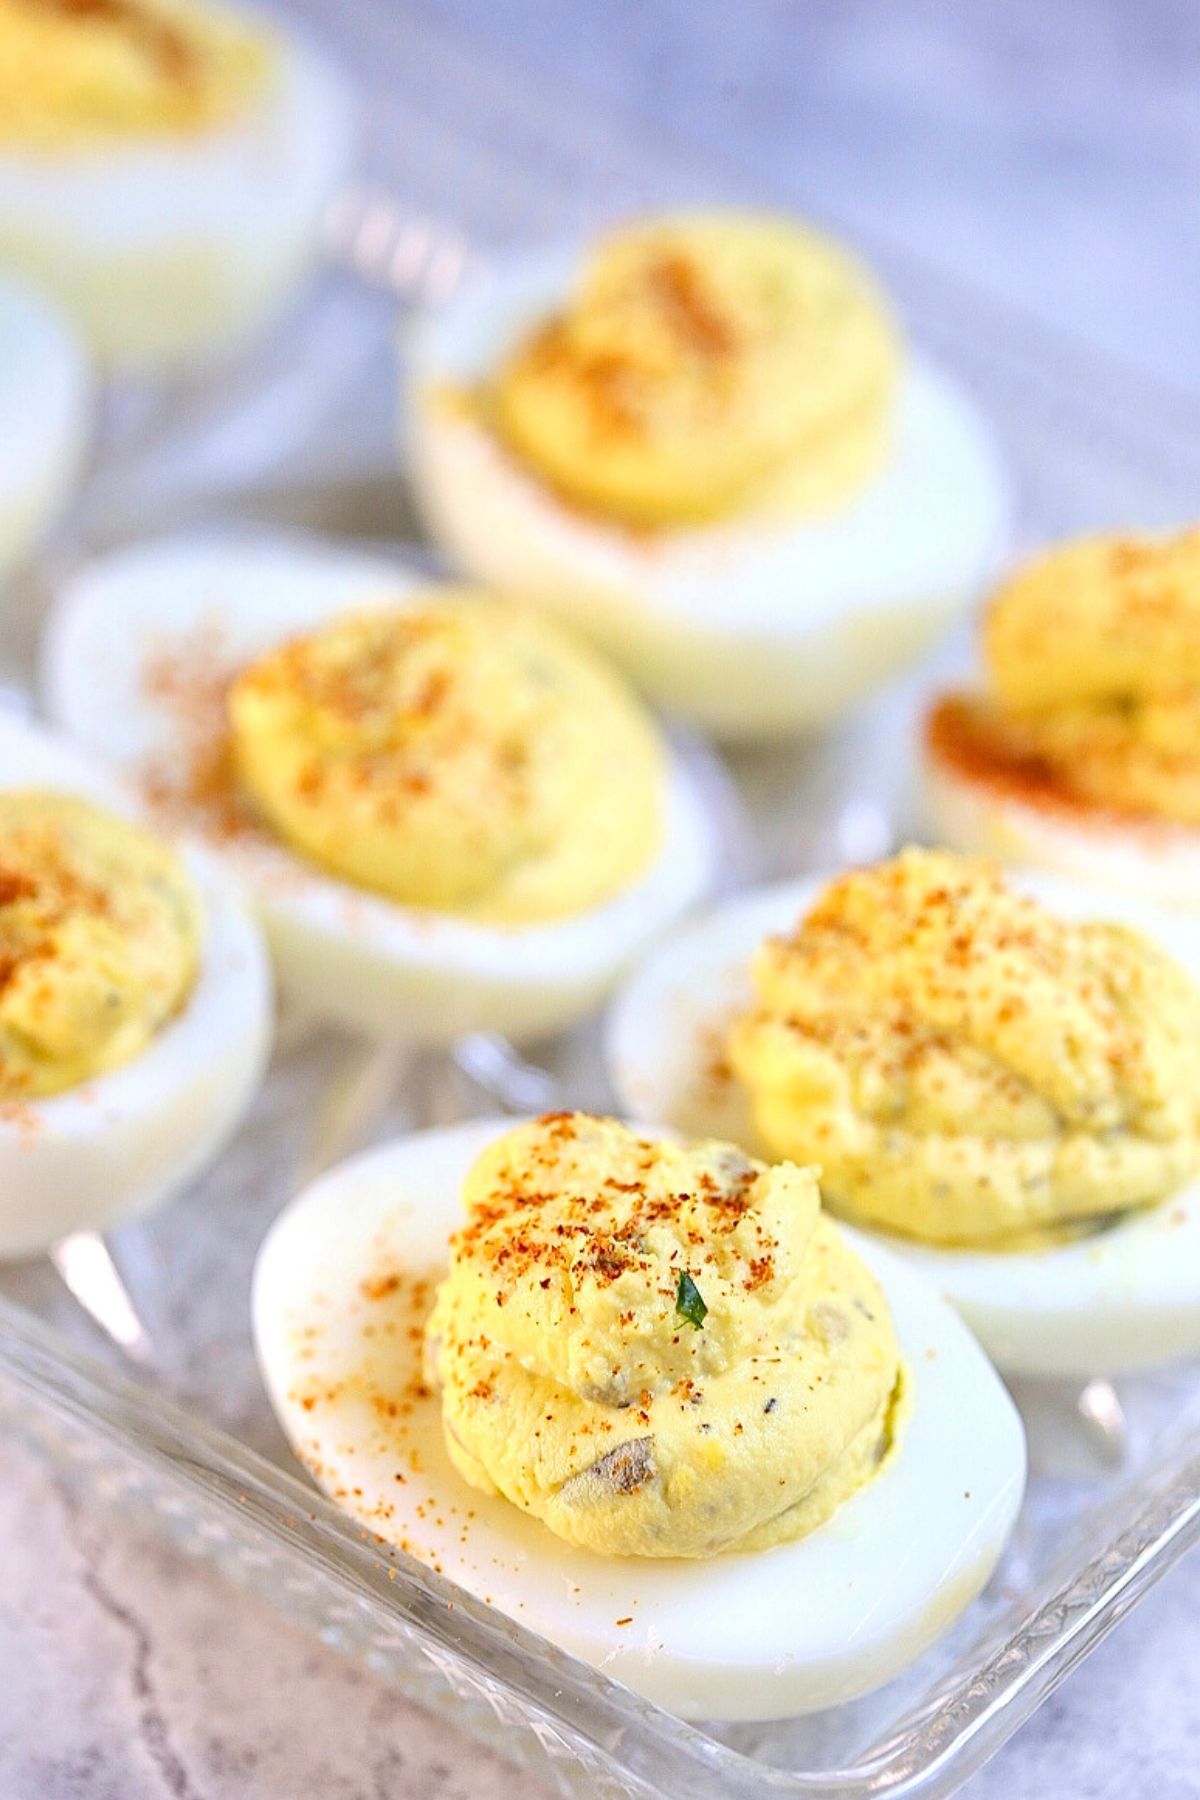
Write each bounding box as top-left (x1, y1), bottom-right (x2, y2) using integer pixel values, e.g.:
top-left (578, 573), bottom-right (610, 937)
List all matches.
top-left (935, 531), bottom-right (1200, 830)
top-left (473, 212), bottom-right (901, 530)
top-left (0, 789), bottom-right (201, 1100)
top-left (227, 599), bottom-right (665, 925)
top-left (424, 1113), bottom-right (902, 1558)
top-left (729, 848), bottom-right (1200, 1249)
top-left (0, 0), bottom-right (270, 148)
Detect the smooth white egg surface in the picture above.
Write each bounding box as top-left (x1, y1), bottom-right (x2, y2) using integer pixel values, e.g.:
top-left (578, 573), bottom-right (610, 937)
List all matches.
top-left (0, 276), bottom-right (90, 580)
top-left (252, 1115), bottom-right (1025, 1722)
top-left (0, 711), bottom-right (271, 1257)
top-left (922, 713), bottom-right (1200, 915)
top-left (42, 528), bottom-right (716, 1044)
top-left (405, 248), bottom-right (1011, 740)
top-left (607, 871), bottom-right (1200, 1378)
top-left (0, 14), bottom-right (353, 370)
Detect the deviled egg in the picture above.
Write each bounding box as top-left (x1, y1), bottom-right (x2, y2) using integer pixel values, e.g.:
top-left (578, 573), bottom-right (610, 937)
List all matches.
top-left (0, 710), bottom-right (271, 1256)
top-left (0, 0), bottom-right (353, 369)
top-left (407, 210), bottom-right (1009, 738)
top-left (42, 529), bottom-right (715, 1042)
top-left (923, 530), bottom-right (1200, 906)
top-left (608, 848), bottom-right (1200, 1376)
top-left (253, 1112), bottom-right (1025, 1720)
top-left (0, 275), bottom-right (90, 580)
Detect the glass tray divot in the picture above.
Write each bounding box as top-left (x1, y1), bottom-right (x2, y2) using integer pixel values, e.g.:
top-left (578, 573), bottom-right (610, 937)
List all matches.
top-left (3, 12), bottom-right (1200, 1797)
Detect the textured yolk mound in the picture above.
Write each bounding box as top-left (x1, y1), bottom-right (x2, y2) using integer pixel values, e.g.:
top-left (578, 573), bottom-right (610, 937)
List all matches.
top-left (487, 211), bottom-right (901, 528)
top-left (0, 790), bottom-right (201, 1099)
top-left (729, 848), bottom-right (1200, 1249)
top-left (228, 598), bottom-right (665, 925)
top-left (944, 531), bottom-right (1200, 826)
top-left (424, 1113), bottom-right (902, 1558)
top-left (0, 0), bottom-right (270, 148)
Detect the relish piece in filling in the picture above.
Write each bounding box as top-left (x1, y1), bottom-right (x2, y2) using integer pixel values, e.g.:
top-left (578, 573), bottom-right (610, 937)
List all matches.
top-left (424, 1114), bottom-right (902, 1558)
top-left (935, 531), bottom-right (1200, 827)
top-left (0, 789), bottom-right (201, 1099)
top-left (228, 598), bottom-right (665, 925)
top-left (0, 0), bottom-right (270, 148)
top-left (484, 211), bottom-right (900, 528)
top-left (729, 848), bottom-right (1200, 1248)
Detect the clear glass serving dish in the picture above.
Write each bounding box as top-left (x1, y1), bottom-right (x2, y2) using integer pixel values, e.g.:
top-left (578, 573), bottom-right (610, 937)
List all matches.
top-left (3, 10), bottom-right (1200, 1797)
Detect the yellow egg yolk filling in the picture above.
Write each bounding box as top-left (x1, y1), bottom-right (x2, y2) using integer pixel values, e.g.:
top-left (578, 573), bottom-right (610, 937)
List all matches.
top-left (424, 1113), bottom-right (902, 1558)
top-left (952, 531), bottom-right (1200, 827)
top-left (0, 789), bottom-right (201, 1100)
top-left (729, 848), bottom-right (1200, 1249)
top-left (482, 211), bottom-right (901, 528)
top-left (0, 0), bottom-right (270, 148)
top-left (228, 598), bottom-right (665, 925)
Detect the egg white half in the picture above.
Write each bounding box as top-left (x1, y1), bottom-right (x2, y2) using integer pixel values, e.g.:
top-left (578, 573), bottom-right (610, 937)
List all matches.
top-left (405, 246), bottom-right (1011, 740)
top-left (0, 12), bottom-right (353, 370)
top-left (252, 1115), bottom-right (1024, 1721)
top-left (0, 711), bottom-right (272, 1257)
top-left (607, 870), bottom-right (1200, 1378)
top-left (42, 527), bottom-right (716, 1044)
top-left (0, 276), bottom-right (91, 581)
top-left (922, 711), bottom-right (1200, 916)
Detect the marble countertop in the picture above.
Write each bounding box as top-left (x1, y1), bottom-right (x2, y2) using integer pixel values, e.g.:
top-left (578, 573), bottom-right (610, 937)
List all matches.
top-left (1, 1426), bottom-right (1197, 1799)
top-left (3, 1), bottom-right (1199, 1795)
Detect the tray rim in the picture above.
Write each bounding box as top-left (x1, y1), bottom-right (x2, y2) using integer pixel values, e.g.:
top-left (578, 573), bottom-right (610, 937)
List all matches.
top-left (3, 1286), bottom-right (1199, 1800)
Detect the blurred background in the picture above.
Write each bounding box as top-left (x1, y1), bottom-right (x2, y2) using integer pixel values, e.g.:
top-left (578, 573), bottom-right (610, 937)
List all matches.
top-left (321, 0), bottom-right (1200, 393)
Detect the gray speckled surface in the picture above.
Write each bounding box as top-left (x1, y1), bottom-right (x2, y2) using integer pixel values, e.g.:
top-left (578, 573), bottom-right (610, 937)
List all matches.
top-left (1, 1426), bottom-right (1197, 1800)
top-left (0, 1438), bottom-right (520, 1800)
top-left (3, 2), bottom-right (1200, 1796)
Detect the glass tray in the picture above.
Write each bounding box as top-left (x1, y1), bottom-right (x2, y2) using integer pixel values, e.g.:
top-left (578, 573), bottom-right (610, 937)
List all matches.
top-left (3, 10), bottom-right (1200, 1797)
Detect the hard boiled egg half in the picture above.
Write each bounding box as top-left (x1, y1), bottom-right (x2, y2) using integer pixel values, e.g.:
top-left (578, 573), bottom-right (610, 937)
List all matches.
top-left (0, 0), bottom-right (353, 369)
top-left (922, 529), bottom-right (1200, 912)
top-left (607, 864), bottom-right (1200, 1377)
top-left (253, 1114), bottom-right (1025, 1721)
top-left (0, 275), bottom-right (91, 581)
top-left (42, 529), bottom-right (716, 1044)
top-left (406, 212), bottom-right (1010, 739)
top-left (0, 710), bottom-right (271, 1257)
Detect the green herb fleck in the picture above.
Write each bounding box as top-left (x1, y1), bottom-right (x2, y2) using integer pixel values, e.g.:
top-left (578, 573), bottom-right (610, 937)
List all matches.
top-left (675, 1270), bottom-right (708, 1330)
